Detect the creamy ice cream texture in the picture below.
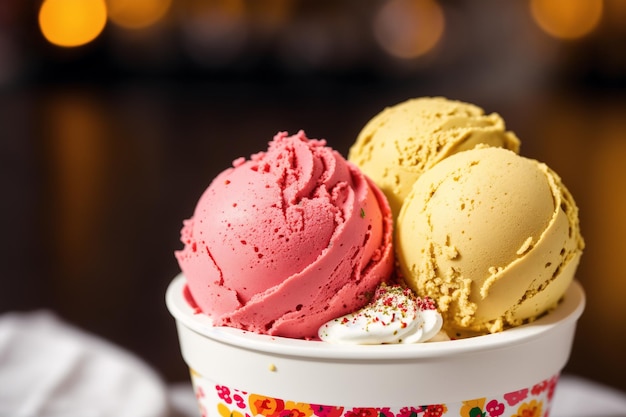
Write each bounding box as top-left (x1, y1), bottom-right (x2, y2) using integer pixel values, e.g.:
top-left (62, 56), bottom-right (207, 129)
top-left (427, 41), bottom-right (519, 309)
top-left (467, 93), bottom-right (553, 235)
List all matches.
top-left (175, 130), bottom-right (394, 339)
top-left (348, 97), bottom-right (520, 219)
top-left (396, 147), bottom-right (584, 335)
top-left (318, 283), bottom-right (444, 344)
top-left (174, 97), bottom-right (583, 343)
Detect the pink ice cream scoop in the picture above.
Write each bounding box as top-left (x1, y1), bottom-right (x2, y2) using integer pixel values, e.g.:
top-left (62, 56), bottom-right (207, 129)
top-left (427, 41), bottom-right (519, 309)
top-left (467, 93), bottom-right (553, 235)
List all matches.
top-left (175, 130), bottom-right (394, 339)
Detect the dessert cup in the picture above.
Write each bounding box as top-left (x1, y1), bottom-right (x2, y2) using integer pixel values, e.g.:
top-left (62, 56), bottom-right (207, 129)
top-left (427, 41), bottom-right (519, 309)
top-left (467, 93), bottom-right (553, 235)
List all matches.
top-left (167, 274), bottom-right (585, 417)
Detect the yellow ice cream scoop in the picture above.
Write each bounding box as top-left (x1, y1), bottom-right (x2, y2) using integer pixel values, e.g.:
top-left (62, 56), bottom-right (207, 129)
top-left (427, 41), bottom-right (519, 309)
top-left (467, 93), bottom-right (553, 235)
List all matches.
top-left (348, 97), bottom-right (520, 219)
top-left (396, 147), bottom-right (584, 336)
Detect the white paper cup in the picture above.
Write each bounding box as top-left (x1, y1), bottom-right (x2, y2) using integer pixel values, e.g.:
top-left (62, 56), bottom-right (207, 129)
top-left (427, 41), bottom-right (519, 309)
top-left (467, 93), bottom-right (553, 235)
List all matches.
top-left (167, 273), bottom-right (585, 417)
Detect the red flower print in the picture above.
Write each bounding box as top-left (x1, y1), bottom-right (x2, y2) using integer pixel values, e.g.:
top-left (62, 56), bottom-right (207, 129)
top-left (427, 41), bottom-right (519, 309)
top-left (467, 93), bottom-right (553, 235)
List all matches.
top-left (311, 404), bottom-right (344, 417)
top-left (377, 408), bottom-right (394, 417)
top-left (504, 389), bottom-right (529, 406)
top-left (531, 380), bottom-right (548, 396)
top-left (423, 404), bottom-right (446, 417)
top-left (216, 385), bottom-right (233, 404)
top-left (345, 408), bottom-right (378, 417)
top-left (249, 394), bottom-right (285, 417)
top-left (233, 392), bottom-right (246, 409)
top-left (397, 406), bottom-right (422, 417)
top-left (547, 376), bottom-right (559, 400)
top-left (278, 402), bottom-right (313, 417)
top-left (485, 400), bottom-right (504, 417)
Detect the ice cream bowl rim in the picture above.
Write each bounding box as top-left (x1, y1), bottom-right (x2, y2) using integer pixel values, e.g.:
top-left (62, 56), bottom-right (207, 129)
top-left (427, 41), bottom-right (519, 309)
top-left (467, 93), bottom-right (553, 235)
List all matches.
top-left (167, 273), bottom-right (584, 359)
top-left (167, 273), bottom-right (585, 406)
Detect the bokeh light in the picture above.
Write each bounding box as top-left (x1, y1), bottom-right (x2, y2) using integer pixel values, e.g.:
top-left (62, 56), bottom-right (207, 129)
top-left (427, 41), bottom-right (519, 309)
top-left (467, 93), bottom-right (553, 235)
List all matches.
top-left (530, 0), bottom-right (603, 40)
top-left (107, 0), bottom-right (172, 30)
top-left (246, 0), bottom-right (292, 34)
top-left (604, 0), bottom-right (626, 27)
top-left (38, 0), bottom-right (107, 47)
top-left (180, 0), bottom-right (248, 67)
top-left (373, 0), bottom-right (445, 59)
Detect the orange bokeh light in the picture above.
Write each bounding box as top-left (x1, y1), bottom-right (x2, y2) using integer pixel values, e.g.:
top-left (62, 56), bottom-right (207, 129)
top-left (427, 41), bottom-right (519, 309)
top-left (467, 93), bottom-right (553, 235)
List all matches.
top-left (530, 0), bottom-right (603, 40)
top-left (107, 0), bottom-right (172, 30)
top-left (39, 0), bottom-right (107, 47)
top-left (373, 0), bottom-right (445, 59)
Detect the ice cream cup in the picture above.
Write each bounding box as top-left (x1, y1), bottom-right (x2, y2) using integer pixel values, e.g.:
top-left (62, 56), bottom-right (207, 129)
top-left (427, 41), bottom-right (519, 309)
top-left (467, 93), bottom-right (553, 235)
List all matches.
top-left (166, 273), bottom-right (585, 417)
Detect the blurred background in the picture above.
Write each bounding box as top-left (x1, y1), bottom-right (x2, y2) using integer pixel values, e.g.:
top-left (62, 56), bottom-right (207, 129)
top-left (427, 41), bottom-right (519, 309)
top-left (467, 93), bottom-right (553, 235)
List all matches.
top-left (1, 0), bottom-right (625, 394)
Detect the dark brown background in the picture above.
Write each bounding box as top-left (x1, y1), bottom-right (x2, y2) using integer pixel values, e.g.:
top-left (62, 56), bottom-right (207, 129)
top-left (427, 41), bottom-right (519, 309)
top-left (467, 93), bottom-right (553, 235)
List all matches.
top-left (2, 0), bottom-right (626, 394)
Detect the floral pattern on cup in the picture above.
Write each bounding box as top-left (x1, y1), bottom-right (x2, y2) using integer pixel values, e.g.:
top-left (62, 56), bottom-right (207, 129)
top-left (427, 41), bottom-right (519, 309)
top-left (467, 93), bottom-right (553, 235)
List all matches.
top-left (189, 369), bottom-right (558, 417)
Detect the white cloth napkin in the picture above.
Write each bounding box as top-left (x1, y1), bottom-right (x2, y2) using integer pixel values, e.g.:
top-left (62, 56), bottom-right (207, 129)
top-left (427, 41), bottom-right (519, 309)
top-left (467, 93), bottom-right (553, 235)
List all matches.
top-left (551, 375), bottom-right (626, 417)
top-left (0, 311), bottom-right (169, 417)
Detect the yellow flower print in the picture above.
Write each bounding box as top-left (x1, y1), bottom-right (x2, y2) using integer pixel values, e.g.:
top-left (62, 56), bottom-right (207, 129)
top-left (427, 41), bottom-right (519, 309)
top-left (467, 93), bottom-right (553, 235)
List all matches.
top-left (281, 401), bottom-right (314, 417)
top-left (460, 398), bottom-right (486, 417)
top-left (190, 368), bottom-right (202, 378)
top-left (218, 402), bottom-right (246, 417)
top-left (512, 400), bottom-right (543, 417)
top-left (249, 394), bottom-right (285, 417)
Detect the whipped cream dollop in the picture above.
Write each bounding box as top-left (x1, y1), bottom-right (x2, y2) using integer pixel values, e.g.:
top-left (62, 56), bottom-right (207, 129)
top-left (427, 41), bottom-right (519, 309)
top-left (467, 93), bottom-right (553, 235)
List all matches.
top-left (318, 284), bottom-right (444, 344)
